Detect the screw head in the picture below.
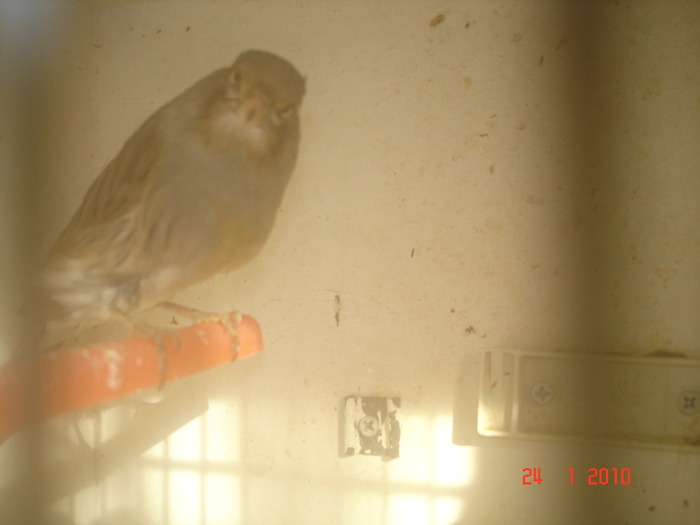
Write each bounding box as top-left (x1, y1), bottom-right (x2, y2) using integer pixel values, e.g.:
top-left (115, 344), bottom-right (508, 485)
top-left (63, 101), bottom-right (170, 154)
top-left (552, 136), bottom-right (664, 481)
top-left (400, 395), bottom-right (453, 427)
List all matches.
top-left (358, 416), bottom-right (380, 437)
top-left (530, 382), bottom-right (554, 405)
top-left (678, 390), bottom-right (700, 415)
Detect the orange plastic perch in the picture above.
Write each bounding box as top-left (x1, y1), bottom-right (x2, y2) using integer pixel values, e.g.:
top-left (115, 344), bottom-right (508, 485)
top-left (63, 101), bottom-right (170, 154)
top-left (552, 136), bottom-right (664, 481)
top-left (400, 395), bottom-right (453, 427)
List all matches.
top-left (0, 314), bottom-right (263, 439)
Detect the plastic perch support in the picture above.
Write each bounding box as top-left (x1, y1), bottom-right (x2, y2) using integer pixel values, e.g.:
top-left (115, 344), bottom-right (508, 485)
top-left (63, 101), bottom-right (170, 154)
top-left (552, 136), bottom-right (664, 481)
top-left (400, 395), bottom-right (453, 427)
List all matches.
top-left (0, 314), bottom-right (263, 439)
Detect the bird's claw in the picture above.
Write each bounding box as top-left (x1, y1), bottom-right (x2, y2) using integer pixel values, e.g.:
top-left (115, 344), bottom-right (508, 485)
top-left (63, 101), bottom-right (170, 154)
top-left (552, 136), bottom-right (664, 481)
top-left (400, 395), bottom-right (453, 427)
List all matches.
top-left (152, 330), bottom-right (181, 390)
top-left (221, 312), bottom-right (242, 361)
top-left (112, 307), bottom-right (180, 389)
top-left (159, 301), bottom-right (241, 361)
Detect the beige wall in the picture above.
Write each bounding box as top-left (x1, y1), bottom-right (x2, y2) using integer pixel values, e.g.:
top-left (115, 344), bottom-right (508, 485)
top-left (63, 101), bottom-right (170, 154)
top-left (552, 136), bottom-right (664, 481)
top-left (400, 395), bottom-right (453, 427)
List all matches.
top-left (1, 1), bottom-right (699, 524)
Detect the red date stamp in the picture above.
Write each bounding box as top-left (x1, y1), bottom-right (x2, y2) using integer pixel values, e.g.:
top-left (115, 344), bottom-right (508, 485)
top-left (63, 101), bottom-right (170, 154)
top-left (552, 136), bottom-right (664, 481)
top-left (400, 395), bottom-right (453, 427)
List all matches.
top-left (522, 467), bottom-right (631, 485)
top-left (522, 467), bottom-right (543, 485)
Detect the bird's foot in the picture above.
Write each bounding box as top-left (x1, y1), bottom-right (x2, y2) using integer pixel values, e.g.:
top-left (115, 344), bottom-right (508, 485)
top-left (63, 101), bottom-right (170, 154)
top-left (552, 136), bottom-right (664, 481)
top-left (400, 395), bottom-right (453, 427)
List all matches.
top-left (112, 308), bottom-right (180, 389)
top-left (159, 301), bottom-right (242, 361)
top-left (147, 327), bottom-right (181, 389)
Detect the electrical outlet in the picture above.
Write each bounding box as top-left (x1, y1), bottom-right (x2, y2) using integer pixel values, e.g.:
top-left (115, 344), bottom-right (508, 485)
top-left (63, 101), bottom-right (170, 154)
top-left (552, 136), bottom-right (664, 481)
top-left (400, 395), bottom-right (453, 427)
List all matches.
top-left (453, 349), bottom-right (700, 452)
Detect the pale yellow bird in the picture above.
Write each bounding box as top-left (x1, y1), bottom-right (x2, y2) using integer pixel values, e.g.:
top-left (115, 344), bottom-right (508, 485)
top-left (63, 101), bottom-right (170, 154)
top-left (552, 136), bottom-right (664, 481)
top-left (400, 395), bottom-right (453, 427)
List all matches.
top-left (35, 50), bottom-right (305, 362)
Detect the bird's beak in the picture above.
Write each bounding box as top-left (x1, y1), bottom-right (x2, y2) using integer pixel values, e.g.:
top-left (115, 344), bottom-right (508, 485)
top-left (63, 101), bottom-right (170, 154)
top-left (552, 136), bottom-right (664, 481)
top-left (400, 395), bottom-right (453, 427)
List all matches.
top-left (236, 90), bottom-right (273, 129)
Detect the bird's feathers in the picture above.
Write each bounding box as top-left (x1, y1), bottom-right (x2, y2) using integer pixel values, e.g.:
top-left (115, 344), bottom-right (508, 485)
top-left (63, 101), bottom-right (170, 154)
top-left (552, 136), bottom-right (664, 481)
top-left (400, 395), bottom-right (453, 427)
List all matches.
top-left (37, 50), bottom-right (304, 336)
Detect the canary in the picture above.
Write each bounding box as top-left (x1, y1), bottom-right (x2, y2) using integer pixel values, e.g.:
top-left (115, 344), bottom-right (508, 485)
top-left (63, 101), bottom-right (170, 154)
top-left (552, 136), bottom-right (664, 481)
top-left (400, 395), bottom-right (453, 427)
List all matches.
top-left (37, 50), bottom-right (305, 348)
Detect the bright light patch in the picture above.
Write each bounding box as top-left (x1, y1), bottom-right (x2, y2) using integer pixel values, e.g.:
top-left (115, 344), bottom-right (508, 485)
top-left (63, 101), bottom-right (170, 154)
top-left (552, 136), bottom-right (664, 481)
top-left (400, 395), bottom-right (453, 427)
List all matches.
top-left (140, 467), bottom-right (165, 523)
top-left (205, 400), bottom-right (241, 463)
top-left (169, 470), bottom-right (200, 525)
top-left (205, 473), bottom-right (241, 523)
top-left (388, 493), bottom-right (429, 525)
top-left (169, 415), bottom-right (202, 462)
top-left (434, 496), bottom-right (463, 524)
top-left (433, 416), bottom-right (475, 486)
top-left (388, 413), bottom-right (430, 483)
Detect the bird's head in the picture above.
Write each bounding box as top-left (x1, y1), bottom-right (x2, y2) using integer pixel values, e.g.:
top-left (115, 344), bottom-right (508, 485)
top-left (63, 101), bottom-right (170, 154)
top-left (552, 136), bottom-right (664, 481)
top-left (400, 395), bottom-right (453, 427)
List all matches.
top-left (206, 50), bottom-right (305, 157)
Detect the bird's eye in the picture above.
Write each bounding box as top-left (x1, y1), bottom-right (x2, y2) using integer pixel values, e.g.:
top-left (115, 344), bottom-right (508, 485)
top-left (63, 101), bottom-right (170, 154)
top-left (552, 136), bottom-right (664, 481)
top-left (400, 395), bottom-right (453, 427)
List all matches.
top-left (231, 70), bottom-right (242, 86)
top-left (279, 105), bottom-right (295, 119)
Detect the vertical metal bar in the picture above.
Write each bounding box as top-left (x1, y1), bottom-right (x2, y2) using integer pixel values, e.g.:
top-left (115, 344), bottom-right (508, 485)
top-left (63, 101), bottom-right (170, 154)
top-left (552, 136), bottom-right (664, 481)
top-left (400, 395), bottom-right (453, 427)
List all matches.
top-left (0, 1), bottom-right (59, 523)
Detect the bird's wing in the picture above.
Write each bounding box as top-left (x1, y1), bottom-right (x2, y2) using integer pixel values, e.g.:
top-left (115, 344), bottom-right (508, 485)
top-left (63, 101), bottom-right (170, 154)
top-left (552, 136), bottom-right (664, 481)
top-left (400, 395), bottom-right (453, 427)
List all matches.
top-left (45, 115), bottom-right (163, 269)
top-left (38, 117), bottom-right (169, 325)
top-left (45, 69), bottom-right (227, 270)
